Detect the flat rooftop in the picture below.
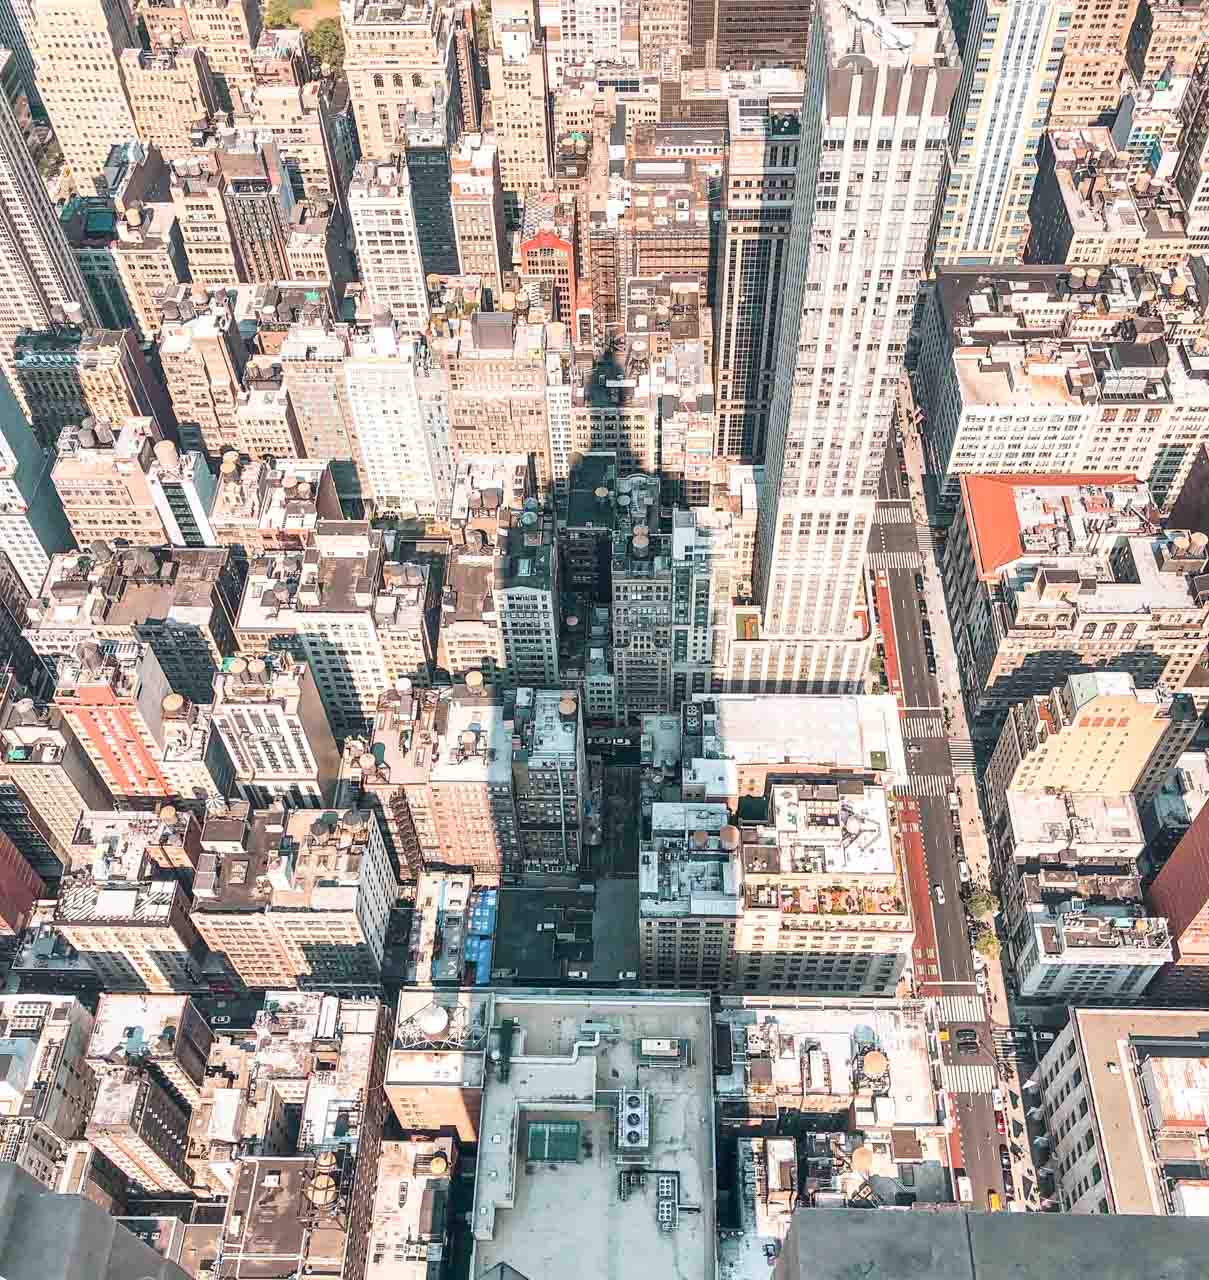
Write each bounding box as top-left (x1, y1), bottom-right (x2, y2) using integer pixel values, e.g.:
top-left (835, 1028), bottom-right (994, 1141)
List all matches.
top-left (959, 473), bottom-right (1154, 579)
top-left (715, 999), bottom-right (936, 1128)
top-left (684, 694), bottom-right (907, 780)
top-left (770, 1207), bottom-right (1209, 1279)
top-left (1066, 1008), bottom-right (1209, 1215)
top-left (472, 992), bottom-right (715, 1280)
top-left (1006, 789), bottom-right (1144, 857)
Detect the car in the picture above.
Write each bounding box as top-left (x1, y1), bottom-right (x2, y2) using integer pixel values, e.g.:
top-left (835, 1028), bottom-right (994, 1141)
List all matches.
top-left (972, 950), bottom-right (987, 972)
top-left (1000, 1146), bottom-right (1012, 1175)
top-left (955, 1026), bottom-right (978, 1040)
top-left (927, 655), bottom-right (938, 674)
top-left (933, 883), bottom-right (946, 905)
top-left (914, 573), bottom-right (925, 592)
top-left (958, 859), bottom-right (970, 884)
top-left (996, 1110), bottom-right (1008, 1136)
top-left (992, 1088), bottom-right (1006, 1111)
top-left (953, 831), bottom-right (965, 855)
top-left (987, 1191), bottom-right (1002, 1212)
top-left (975, 971), bottom-right (988, 996)
top-left (921, 619), bottom-right (932, 636)
top-left (956, 1039), bottom-right (979, 1056)
top-left (917, 597), bottom-right (928, 616)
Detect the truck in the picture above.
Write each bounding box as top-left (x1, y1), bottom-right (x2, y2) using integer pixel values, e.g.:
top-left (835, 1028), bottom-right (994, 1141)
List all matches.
top-left (956, 1172), bottom-right (973, 1203)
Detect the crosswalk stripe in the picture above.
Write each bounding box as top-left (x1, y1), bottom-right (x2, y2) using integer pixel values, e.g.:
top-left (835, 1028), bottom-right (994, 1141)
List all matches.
top-left (949, 739), bottom-right (977, 773)
top-left (868, 551), bottom-right (922, 570)
top-left (932, 994), bottom-right (987, 1024)
top-left (897, 773), bottom-right (952, 798)
top-left (941, 1061), bottom-right (998, 1094)
top-left (905, 715), bottom-right (946, 738)
top-left (875, 506), bottom-right (915, 525)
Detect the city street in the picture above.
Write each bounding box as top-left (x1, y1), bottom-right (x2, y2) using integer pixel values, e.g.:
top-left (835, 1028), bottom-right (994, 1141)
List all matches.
top-left (874, 437), bottom-right (1004, 1209)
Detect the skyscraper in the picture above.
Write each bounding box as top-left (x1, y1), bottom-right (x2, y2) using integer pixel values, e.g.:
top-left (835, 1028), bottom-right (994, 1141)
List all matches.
top-left (0, 51), bottom-right (96, 398)
top-left (931, 0), bottom-right (1075, 266)
top-left (742, 0), bottom-right (959, 693)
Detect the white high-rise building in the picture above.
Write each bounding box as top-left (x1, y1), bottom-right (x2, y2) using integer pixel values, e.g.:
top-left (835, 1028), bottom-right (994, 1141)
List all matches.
top-left (0, 51), bottom-right (97, 398)
top-left (344, 323), bottom-right (453, 517)
top-left (931, 0), bottom-right (1075, 266)
top-left (349, 155), bottom-right (430, 330)
top-left (741, 0), bottom-right (959, 693)
top-left (558, 0), bottom-right (623, 67)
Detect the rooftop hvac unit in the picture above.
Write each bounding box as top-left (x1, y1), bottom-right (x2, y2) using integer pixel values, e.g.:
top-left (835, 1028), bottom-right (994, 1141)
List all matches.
top-left (616, 1089), bottom-right (650, 1151)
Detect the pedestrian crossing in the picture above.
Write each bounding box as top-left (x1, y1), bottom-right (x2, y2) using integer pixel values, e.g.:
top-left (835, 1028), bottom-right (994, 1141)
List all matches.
top-left (875, 504), bottom-right (915, 525)
top-left (941, 1061), bottom-right (998, 1094)
top-left (932, 994), bottom-right (987, 1024)
top-left (868, 551), bottom-right (922, 570)
top-left (917, 526), bottom-right (941, 559)
top-left (949, 739), bottom-right (977, 773)
top-left (904, 714), bottom-right (946, 739)
top-left (898, 773), bottom-right (953, 798)
top-left (992, 1027), bottom-right (1036, 1063)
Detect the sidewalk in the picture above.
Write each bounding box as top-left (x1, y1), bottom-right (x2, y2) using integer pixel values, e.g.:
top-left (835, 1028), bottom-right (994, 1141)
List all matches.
top-left (897, 387), bottom-right (973, 749)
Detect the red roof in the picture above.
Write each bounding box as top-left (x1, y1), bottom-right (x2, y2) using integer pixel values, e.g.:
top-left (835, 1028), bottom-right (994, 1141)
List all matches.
top-left (960, 472), bottom-right (1138, 579)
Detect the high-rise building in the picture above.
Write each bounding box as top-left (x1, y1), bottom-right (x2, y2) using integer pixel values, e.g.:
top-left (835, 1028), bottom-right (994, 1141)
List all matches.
top-left (349, 156), bottom-right (431, 329)
top-left (1149, 799), bottom-right (1209, 1001)
top-left (0, 689), bottom-right (114, 879)
top-left (341, 0), bottom-right (464, 162)
top-left (158, 288), bottom-right (250, 456)
top-left (51, 417), bottom-right (168, 550)
top-left (48, 642), bottom-right (227, 806)
top-left (747, 0), bottom-right (959, 693)
top-left (85, 1068), bottom-right (193, 1194)
top-left (192, 803), bottom-right (397, 990)
top-left (984, 672), bottom-right (1200, 821)
top-left (942, 474), bottom-right (1209, 717)
top-left (1032, 1008), bottom-right (1209, 1213)
top-left (486, 6), bottom-right (553, 224)
top-left (0, 376), bottom-right (74, 599)
top-left (26, 546), bottom-right (244, 706)
top-left (931, 0), bottom-right (1075, 266)
top-left (0, 995), bottom-right (97, 1190)
top-left (51, 811), bottom-right (208, 992)
top-left (0, 49), bottom-right (97, 401)
top-left (235, 529), bottom-right (440, 737)
top-left (211, 654), bottom-right (341, 807)
top-left (640, 783), bottom-right (915, 995)
top-left (449, 134), bottom-right (509, 294)
top-left (278, 319), bottom-right (362, 494)
top-left (143, 0), bottom-right (262, 113)
top-left (686, 0), bottom-right (809, 70)
top-left (715, 91), bottom-right (802, 462)
top-left (344, 323), bottom-right (453, 516)
top-left (495, 511), bottom-right (561, 687)
top-left (27, 0), bottom-right (139, 186)
top-left (120, 47), bottom-right (219, 160)
top-left (217, 132), bottom-right (296, 283)
top-left (433, 310), bottom-right (557, 494)
top-left (13, 325), bottom-right (174, 451)
top-left (404, 99), bottom-right (460, 277)
top-left (168, 154), bottom-right (243, 285)
top-left (518, 192), bottom-right (577, 323)
top-left (558, 0), bottom-right (624, 67)
top-left (0, 826), bottom-right (42, 935)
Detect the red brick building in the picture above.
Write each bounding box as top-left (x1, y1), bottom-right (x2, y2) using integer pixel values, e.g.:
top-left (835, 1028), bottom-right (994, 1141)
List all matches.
top-left (1148, 802), bottom-right (1209, 1000)
top-left (0, 827), bottom-right (45, 933)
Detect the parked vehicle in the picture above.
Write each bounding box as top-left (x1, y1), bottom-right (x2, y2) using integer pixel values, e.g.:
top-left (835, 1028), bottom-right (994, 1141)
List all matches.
top-left (999, 1146), bottom-right (1012, 1175)
top-left (914, 573), bottom-right (925, 592)
top-left (958, 859), bottom-right (970, 884)
top-left (976, 971), bottom-right (988, 996)
top-left (917, 598), bottom-right (928, 617)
